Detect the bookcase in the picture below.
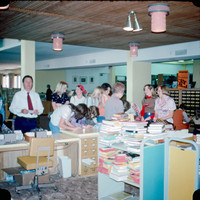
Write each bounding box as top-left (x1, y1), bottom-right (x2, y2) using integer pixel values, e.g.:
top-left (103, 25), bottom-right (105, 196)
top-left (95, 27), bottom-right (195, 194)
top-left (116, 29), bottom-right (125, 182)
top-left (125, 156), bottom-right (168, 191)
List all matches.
top-left (164, 138), bottom-right (199, 200)
top-left (98, 136), bottom-right (165, 200)
top-left (98, 136), bottom-right (200, 200)
top-left (169, 88), bottom-right (200, 116)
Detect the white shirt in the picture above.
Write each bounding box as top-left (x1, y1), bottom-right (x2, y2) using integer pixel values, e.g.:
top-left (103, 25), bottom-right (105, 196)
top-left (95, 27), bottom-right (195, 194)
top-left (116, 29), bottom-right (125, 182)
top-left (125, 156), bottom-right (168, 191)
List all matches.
top-left (70, 95), bottom-right (87, 106)
top-left (9, 90), bottom-right (44, 118)
top-left (50, 105), bottom-right (72, 126)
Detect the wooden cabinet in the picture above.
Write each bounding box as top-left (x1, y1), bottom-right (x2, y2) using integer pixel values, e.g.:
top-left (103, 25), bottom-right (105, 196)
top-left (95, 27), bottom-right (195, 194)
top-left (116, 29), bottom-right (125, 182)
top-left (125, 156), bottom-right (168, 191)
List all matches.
top-left (81, 136), bottom-right (98, 176)
top-left (169, 88), bottom-right (200, 116)
top-left (61, 128), bottom-right (98, 176)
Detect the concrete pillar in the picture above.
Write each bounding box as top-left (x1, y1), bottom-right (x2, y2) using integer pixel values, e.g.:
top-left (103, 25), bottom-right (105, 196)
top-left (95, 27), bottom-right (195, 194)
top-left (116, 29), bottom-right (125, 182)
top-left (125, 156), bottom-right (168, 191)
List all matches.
top-left (21, 40), bottom-right (35, 91)
top-left (127, 53), bottom-right (151, 108)
top-left (9, 73), bottom-right (14, 88)
top-left (193, 59), bottom-right (200, 89)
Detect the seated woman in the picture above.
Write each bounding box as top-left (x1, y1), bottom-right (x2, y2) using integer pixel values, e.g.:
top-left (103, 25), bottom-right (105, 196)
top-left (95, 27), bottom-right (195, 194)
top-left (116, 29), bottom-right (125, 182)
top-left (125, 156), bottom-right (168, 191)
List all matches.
top-left (173, 103), bottom-right (192, 130)
top-left (153, 85), bottom-right (176, 124)
top-left (49, 103), bottom-right (85, 134)
top-left (51, 81), bottom-right (69, 110)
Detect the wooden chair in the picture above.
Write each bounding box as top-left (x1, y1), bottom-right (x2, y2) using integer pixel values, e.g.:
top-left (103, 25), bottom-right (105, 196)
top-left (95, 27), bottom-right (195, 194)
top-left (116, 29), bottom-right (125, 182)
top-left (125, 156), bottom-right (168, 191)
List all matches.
top-left (16, 138), bottom-right (57, 197)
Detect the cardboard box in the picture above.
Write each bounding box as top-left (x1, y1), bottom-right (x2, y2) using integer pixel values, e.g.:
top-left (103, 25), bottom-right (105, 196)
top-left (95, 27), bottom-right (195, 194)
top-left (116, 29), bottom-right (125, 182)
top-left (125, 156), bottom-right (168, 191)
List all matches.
top-left (2, 167), bottom-right (50, 186)
top-left (24, 132), bottom-right (35, 142)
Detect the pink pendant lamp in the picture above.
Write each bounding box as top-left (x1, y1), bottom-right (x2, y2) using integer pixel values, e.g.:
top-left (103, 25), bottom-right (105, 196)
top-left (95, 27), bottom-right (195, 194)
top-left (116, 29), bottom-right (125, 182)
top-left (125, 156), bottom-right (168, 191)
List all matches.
top-left (51, 33), bottom-right (65, 51)
top-left (129, 42), bottom-right (140, 57)
top-left (0, 0), bottom-right (9, 10)
top-left (148, 3), bottom-right (170, 33)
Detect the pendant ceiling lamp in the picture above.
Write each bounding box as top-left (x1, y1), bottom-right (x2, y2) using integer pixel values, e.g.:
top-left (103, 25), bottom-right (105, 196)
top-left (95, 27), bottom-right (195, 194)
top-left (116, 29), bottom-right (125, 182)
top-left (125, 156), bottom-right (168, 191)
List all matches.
top-left (51, 33), bottom-right (65, 51)
top-left (129, 42), bottom-right (140, 57)
top-left (148, 3), bottom-right (170, 33)
top-left (0, 0), bottom-right (10, 10)
top-left (123, 11), bottom-right (142, 32)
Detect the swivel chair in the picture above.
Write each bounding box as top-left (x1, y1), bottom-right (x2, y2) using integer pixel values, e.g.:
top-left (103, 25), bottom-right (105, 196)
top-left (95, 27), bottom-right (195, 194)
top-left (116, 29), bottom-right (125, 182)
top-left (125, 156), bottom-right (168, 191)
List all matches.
top-left (16, 138), bottom-right (57, 197)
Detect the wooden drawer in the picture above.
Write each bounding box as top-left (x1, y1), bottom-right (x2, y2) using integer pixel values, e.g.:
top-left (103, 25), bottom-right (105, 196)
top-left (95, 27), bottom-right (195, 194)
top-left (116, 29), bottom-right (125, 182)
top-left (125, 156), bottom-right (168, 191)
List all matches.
top-left (81, 142), bottom-right (97, 151)
top-left (81, 137), bottom-right (97, 145)
top-left (81, 148), bottom-right (97, 157)
top-left (81, 165), bottom-right (98, 176)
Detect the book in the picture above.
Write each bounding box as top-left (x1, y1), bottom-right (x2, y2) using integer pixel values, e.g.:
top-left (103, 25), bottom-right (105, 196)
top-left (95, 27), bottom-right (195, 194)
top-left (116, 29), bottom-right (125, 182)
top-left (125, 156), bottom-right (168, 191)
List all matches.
top-left (109, 191), bottom-right (133, 200)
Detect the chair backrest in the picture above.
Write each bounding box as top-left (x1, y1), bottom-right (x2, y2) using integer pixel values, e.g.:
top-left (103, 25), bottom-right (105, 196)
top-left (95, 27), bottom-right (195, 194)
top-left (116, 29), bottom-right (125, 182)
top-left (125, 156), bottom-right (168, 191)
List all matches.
top-left (29, 138), bottom-right (54, 156)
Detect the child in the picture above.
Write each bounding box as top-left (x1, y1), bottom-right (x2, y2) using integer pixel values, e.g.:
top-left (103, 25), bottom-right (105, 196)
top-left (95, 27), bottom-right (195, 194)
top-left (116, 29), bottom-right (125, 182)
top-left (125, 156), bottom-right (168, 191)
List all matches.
top-left (104, 82), bottom-right (125, 120)
top-left (69, 104), bottom-right (89, 128)
top-left (122, 100), bottom-right (141, 121)
top-left (49, 103), bottom-right (85, 134)
top-left (85, 106), bottom-right (99, 126)
top-left (70, 106), bottom-right (99, 128)
top-left (173, 103), bottom-right (192, 130)
top-left (141, 84), bottom-right (156, 122)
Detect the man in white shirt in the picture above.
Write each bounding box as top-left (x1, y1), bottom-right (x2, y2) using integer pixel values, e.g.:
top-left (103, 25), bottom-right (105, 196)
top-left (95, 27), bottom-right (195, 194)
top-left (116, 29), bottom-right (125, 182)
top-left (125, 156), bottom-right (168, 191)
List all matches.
top-left (9, 75), bottom-right (44, 133)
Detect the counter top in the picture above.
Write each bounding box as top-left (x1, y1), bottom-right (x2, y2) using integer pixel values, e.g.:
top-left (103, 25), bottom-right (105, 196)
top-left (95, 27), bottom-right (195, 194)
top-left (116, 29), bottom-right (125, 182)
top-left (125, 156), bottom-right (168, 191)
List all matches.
top-left (61, 128), bottom-right (98, 138)
top-left (0, 134), bottom-right (80, 152)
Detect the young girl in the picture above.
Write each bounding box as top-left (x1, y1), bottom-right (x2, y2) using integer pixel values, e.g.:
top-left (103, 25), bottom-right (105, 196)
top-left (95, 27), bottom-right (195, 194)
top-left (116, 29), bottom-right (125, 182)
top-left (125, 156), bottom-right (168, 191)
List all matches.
top-left (70, 105), bottom-right (99, 127)
top-left (141, 84), bottom-right (156, 122)
top-left (85, 106), bottom-right (99, 126)
top-left (87, 86), bottom-right (103, 107)
top-left (70, 85), bottom-right (87, 106)
top-left (51, 81), bottom-right (69, 110)
top-left (153, 85), bottom-right (176, 124)
top-left (122, 100), bottom-right (141, 121)
top-left (173, 103), bottom-right (192, 130)
top-left (69, 104), bottom-right (88, 128)
top-left (49, 103), bottom-right (84, 134)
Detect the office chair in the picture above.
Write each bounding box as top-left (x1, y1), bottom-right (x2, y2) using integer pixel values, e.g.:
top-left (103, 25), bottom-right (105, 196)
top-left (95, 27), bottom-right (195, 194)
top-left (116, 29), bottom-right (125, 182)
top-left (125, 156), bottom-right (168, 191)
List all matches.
top-left (16, 138), bottom-right (57, 197)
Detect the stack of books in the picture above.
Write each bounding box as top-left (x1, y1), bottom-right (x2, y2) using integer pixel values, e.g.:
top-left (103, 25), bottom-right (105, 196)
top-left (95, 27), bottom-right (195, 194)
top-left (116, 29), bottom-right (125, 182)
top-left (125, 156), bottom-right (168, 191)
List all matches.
top-left (147, 122), bottom-right (165, 134)
top-left (127, 156), bottom-right (140, 185)
top-left (98, 147), bottom-right (117, 175)
top-left (122, 121), bottom-right (148, 135)
top-left (112, 113), bottom-right (129, 121)
top-left (109, 153), bottom-right (128, 181)
top-left (99, 120), bottom-right (122, 145)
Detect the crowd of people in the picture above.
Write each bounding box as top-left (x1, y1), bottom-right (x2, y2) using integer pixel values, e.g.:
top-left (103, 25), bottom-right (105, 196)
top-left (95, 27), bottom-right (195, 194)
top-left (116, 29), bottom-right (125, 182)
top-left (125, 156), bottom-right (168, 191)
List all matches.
top-left (1, 75), bottom-right (198, 136)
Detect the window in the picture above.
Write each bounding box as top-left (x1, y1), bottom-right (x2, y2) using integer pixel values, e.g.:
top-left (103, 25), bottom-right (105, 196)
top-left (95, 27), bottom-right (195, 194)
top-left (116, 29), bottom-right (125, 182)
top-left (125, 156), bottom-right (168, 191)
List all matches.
top-left (14, 74), bottom-right (21, 88)
top-left (2, 75), bottom-right (9, 88)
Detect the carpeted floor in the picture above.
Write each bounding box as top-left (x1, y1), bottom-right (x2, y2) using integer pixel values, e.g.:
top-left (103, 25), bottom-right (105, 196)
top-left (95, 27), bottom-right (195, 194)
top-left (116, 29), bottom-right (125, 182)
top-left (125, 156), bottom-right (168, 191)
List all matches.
top-left (0, 174), bottom-right (98, 200)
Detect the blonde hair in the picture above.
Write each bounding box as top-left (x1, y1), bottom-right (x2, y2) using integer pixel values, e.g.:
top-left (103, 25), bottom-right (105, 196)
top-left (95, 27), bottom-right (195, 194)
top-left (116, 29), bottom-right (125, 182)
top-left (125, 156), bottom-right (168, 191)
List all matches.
top-left (158, 85), bottom-right (170, 96)
top-left (54, 81), bottom-right (68, 96)
top-left (91, 86), bottom-right (103, 99)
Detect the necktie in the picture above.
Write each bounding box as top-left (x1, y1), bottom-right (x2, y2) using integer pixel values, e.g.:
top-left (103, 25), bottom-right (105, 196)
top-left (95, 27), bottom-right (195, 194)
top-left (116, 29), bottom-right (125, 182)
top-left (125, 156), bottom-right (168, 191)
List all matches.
top-left (27, 92), bottom-right (33, 110)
